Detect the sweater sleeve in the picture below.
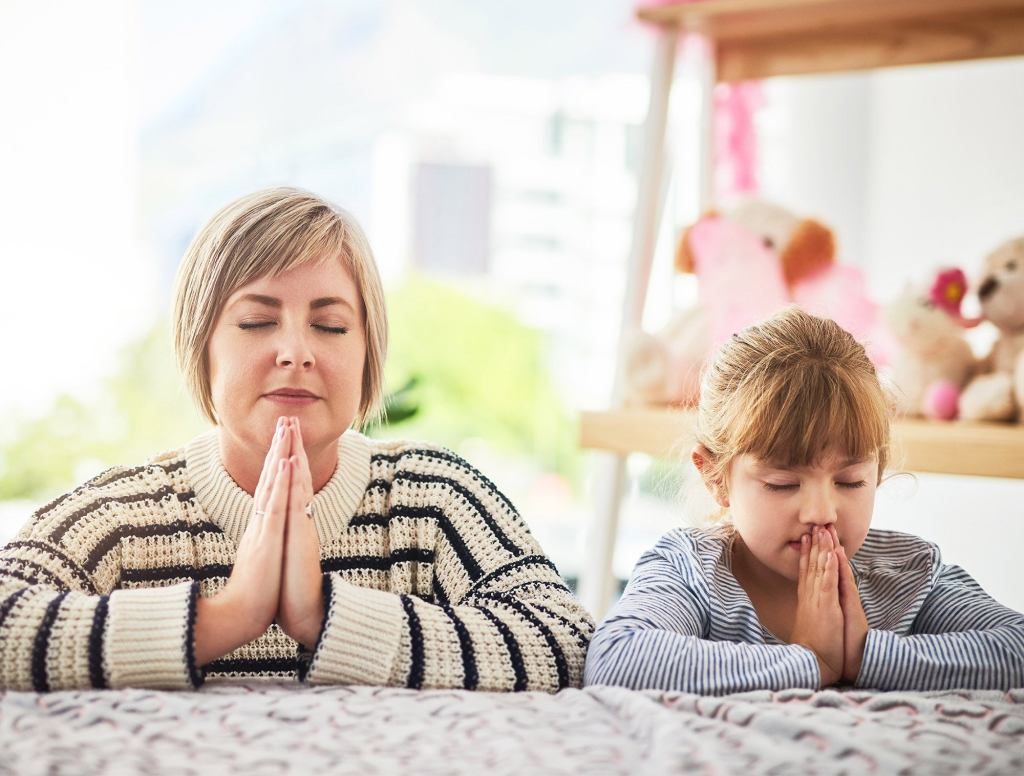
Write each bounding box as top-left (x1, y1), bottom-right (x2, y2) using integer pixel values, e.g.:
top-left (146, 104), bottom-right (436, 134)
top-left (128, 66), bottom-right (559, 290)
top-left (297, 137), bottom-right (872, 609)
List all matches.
top-left (0, 469), bottom-right (203, 691)
top-left (302, 451), bottom-right (594, 692)
top-left (856, 563), bottom-right (1024, 691)
top-left (583, 543), bottom-right (820, 694)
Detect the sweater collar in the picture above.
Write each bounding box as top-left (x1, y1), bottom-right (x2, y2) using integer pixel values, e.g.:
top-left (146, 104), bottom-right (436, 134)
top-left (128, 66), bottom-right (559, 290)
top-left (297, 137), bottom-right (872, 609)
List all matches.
top-left (184, 427), bottom-right (373, 546)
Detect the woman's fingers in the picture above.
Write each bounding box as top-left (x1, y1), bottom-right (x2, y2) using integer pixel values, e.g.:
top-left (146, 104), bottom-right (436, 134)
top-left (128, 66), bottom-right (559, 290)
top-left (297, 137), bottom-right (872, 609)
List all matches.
top-left (287, 454), bottom-right (307, 523)
top-left (255, 418), bottom-right (289, 511)
top-left (291, 418), bottom-right (314, 500)
top-left (261, 458), bottom-right (291, 540)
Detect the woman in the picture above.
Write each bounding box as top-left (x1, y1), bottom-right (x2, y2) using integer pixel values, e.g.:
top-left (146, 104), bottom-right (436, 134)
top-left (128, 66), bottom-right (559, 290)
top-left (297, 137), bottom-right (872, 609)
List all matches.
top-left (0, 187), bottom-right (593, 691)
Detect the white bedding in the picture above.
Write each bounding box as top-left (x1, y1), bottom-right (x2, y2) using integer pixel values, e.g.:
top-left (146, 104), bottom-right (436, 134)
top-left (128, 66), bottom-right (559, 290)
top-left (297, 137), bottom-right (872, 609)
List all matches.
top-left (2, 684), bottom-right (1022, 774)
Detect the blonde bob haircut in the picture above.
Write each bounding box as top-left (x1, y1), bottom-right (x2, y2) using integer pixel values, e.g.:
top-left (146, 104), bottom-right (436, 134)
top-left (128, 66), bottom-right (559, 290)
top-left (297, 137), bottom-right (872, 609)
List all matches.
top-left (695, 306), bottom-right (893, 510)
top-left (173, 186), bottom-right (388, 429)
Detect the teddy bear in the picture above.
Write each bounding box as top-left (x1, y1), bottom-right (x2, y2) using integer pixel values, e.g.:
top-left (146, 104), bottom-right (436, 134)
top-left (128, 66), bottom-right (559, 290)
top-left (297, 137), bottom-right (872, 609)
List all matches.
top-left (958, 235), bottom-right (1024, 422)
top-left (623, 200), bottom-right (882, 407)
top-left (883, 268), bottom-right (977, 420)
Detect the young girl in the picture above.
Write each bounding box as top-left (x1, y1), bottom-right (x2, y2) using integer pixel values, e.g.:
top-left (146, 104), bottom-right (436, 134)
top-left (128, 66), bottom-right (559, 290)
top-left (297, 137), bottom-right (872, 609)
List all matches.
top-left (584, 307), bottom-right (1024, 694)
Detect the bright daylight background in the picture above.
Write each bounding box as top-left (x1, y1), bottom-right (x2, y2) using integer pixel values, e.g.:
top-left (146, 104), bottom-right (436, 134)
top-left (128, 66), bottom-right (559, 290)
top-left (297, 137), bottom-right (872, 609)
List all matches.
top-left (1, 0), bottom-right (1022, 609)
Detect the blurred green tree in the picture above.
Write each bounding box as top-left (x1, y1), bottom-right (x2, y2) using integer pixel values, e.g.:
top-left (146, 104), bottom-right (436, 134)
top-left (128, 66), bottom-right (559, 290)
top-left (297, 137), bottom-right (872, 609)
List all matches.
top-left (377, 275), bottom-right (579, 483)
top-left (0, 324), bottom-right (205, 501)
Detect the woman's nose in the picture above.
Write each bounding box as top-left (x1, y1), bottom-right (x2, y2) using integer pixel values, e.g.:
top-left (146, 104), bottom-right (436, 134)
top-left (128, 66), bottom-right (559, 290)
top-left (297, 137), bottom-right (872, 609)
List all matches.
top-left (275, 327), bottom-right (315, 369)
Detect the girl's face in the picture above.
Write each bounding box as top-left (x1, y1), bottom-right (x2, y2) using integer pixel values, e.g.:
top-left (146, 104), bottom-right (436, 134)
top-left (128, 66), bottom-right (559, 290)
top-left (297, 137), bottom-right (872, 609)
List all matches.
top-left (207, 259), bottom-right (366, 458)
top-left (725, 449), bottom-right (878, 584)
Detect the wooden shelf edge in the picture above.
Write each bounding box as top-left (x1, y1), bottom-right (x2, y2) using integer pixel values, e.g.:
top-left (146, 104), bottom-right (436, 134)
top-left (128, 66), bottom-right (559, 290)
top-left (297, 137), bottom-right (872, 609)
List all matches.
top-left (636, 0), bottom-right (1024, 80)
top-left (580, 408), bottom-right (1024, 479)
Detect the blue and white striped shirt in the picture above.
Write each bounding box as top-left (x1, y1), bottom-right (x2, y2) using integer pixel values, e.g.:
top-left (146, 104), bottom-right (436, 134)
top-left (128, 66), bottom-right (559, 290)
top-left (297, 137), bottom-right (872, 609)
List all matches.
top-left (584, 526), bottom-right (1024, 694)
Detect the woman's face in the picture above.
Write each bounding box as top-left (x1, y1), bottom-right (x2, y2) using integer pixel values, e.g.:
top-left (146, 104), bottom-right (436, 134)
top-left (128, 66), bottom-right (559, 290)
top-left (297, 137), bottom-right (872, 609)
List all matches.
top-left (207, 258), bottom-right (366, 454)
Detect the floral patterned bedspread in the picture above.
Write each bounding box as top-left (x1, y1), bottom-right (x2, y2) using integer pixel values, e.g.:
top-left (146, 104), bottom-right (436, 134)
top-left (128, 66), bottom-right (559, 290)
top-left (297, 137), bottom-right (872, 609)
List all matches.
top-left (2, 684), bottom-right (1022, 775)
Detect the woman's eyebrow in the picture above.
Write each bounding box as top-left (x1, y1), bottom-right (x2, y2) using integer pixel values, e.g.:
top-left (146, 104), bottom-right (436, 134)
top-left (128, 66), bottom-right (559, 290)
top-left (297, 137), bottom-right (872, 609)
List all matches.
top-left (228, 294), bottom-right (356, 311)
top-left (310, 296), bottom-right (355, 312)
top-left (233, 293), bottom-right (280, 308)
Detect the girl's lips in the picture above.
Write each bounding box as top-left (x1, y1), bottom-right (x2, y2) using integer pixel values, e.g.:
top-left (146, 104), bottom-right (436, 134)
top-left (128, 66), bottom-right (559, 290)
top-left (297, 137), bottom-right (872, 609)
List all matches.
top-left (787, 540), bottom-right (804, 551)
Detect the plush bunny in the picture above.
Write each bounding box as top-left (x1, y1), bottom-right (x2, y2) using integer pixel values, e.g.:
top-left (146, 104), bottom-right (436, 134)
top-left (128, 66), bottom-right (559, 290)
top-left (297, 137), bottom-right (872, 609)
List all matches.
top-left (884, 268), bottom-right (977, 420)
top-left (959, 236), bottom-right (1024, 422)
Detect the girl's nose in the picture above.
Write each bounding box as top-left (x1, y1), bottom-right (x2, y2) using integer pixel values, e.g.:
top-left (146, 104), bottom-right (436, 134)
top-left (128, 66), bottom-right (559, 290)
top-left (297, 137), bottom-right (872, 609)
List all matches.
top-left (799, 487), bottom-right (837, 528)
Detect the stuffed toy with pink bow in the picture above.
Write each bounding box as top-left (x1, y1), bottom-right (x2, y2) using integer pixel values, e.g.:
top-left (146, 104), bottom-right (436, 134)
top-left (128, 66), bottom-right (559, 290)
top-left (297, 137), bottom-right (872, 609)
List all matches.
top-left (883, 268), bottom-right (978, 420)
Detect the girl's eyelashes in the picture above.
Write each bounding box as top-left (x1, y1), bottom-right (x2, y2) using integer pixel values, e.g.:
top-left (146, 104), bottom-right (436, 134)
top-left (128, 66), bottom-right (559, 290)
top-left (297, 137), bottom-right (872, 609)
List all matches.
top-left (762, 480), bottom-right (868, 492)
top-left (238, 321), bottom-right (273, 330)
top-left (312, 324), bottom-right (348, 335)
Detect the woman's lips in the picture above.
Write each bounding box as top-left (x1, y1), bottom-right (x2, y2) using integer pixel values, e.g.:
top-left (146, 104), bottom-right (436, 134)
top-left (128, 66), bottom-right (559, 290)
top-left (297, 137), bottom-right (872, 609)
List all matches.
top-left (263, 390), bottom-right (320, 405)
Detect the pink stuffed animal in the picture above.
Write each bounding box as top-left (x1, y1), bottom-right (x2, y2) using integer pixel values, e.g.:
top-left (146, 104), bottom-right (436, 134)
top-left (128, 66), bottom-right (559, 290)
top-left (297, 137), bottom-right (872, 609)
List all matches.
top-left (623, 201), bottom-right (883, 406)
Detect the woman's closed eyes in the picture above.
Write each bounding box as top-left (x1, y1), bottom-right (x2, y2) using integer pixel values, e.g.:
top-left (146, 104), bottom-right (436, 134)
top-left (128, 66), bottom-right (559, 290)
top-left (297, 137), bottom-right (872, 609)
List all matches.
top-left (237, 320), bottom-right (349, 335)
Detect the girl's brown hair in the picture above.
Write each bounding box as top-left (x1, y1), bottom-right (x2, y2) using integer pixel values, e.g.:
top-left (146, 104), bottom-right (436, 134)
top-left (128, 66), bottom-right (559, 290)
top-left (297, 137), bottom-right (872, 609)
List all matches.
top-left (695, 307), bottom-right (893, 505)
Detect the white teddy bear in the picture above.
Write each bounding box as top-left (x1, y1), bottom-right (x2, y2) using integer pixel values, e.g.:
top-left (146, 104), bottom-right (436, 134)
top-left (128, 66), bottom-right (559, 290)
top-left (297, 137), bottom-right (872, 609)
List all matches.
top-left (884, 268), bottom-right (976, 420)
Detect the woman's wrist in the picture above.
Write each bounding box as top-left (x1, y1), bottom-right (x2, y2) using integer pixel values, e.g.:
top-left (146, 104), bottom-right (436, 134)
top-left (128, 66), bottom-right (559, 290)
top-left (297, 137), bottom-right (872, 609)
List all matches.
top-left (193, 589), bottom-right (263, 666)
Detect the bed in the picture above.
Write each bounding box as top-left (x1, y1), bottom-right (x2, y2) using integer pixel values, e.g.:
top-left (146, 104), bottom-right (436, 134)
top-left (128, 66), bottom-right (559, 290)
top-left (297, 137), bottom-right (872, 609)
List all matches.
top-left (2, 684), bottom-right (1022, 774)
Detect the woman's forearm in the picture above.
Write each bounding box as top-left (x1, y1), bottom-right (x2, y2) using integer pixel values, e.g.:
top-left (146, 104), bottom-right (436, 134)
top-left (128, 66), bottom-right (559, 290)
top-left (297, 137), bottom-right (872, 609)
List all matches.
top-left (193, 592), bottom-right (261, 667)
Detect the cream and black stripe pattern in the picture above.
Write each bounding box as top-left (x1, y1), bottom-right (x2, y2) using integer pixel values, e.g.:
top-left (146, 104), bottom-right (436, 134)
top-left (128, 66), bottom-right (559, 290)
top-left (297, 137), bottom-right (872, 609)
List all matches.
top-left (0, 430), bottom-right (593, 692)
top-left (584, 526), bottom-right (1024, 694)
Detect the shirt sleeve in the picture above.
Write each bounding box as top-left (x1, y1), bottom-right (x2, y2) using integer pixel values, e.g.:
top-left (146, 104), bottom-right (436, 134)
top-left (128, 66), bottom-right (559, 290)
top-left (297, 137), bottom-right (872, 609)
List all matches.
top-left (583, 544), bottom-right (820, 695)
top-left (0, 471), bottom-right (203, 691)
top-left (856, 563), bottom-right (1024, 691)
top-left (301, 451), bottom-right (594, 692)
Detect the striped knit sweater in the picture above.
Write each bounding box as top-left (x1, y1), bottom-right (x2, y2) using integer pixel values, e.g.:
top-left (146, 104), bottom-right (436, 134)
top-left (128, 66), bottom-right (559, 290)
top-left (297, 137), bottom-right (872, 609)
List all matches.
top-left (0, 430), bottom-right (593, 692)
top-left (584, 526), bottom-right (1024, 694)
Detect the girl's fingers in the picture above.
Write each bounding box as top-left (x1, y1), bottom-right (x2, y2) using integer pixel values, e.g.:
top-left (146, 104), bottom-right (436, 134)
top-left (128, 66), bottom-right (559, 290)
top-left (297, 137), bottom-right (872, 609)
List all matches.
top-left (824, 550), bottom-right (839, 589)
top-left (798, 533), bottom-right (809, 587)
top-left (821, 527), bottom-right (834, 553)
top-left (828, 524), bottom-right (841, 551)
top-left (837, 545), bottom-right (856, 596)
top-left (807, 529), bottom-right (818, 574)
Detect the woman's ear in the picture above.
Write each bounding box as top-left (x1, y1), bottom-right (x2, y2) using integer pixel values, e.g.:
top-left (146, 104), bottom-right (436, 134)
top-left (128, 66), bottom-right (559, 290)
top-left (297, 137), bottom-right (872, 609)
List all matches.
top-left (691, 444), bottom-right (730, 507)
